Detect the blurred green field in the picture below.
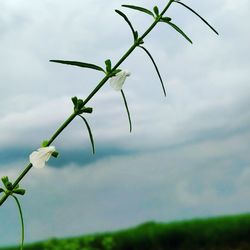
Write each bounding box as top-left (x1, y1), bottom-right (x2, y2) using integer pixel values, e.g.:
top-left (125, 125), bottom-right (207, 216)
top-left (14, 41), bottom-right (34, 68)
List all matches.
top-left (2, 213), bottom-right (250, 250)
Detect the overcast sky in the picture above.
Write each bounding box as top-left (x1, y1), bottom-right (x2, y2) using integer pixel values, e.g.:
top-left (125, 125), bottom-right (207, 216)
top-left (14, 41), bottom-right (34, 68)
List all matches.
top-left (0, 0), bottom-right (250, 246)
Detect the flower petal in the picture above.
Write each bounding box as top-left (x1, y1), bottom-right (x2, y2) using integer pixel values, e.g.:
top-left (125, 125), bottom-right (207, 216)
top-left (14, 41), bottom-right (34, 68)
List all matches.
top-left (109, 70), bottom-right (130, 91)
top-left (29, 146), bottom-right (56, 168)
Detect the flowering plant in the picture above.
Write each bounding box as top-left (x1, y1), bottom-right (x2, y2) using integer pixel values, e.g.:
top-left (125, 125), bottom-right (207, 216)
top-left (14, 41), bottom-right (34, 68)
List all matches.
top-left (0, 1), bottom-right (218, 249)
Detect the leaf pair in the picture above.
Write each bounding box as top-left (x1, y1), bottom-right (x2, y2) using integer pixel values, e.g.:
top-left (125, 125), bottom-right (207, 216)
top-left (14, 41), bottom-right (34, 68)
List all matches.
top-left (105, 59), bottom-right (121, 77)
top-left (116, 7), bottom-right (166, 97)
top-left (72, 96), bottom-right (93, 115)
top-left (1, 177), bottom-right (25, 250)
top-left (121, 1), bottom-right (218, 45)
top-left (118, 4), bottom-right (191, 45)
top-left (1, 177), bottom-right (25, 195)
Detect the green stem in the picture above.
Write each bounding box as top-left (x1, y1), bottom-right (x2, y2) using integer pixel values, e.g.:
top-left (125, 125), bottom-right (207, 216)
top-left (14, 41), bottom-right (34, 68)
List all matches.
top-left (11, 195), bottom-right (24, 250)
top-left (47, 112), bottom-right (77, 145)
top-left (0, 0), bottom-right (174, 207)
top-left (0, 113), bottom-right (77, 206)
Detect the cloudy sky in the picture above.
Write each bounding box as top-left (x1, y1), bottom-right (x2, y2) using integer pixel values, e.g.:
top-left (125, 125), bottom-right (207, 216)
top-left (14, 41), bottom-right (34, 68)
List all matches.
top-left (0, 0), bottom-right (250, 246)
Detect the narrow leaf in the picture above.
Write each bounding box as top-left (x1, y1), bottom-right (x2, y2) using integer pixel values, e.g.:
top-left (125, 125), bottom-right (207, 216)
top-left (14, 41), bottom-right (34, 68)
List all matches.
top-left (105, 59), bottom-right (112, 73)
top-left (121, 90), bottom-right (132, 133)
top-left (153, 6), bottom-right (159, 17)
top-left (78, 115), bottom-right (95, 154)
top-left (71, 96), bottom-right (78, 107)
top-left (165, 21), bottom-right (193, 44)
top-left (50, 60), bottom-right (105, 72)
top-left (11, 195), bottom-right (24, 250)
top-left (139, 46), bottom-right (166, 97)
top-left (115, 10), bottom-right (137, 41)
top-left (160, 17), bottom-right (172, 22)
top-left (122, 5), bottom-right (154, 17)
top-left (134, 31), bottom-right (139, 41)
top-left (174, 1), bottom-right (219, 35)
top-left (13, 189), bottom-right (26, 196)
top-left (1, 176), bottom-right (9, 189)
top-left (81, 107), bottom-right (93, 114)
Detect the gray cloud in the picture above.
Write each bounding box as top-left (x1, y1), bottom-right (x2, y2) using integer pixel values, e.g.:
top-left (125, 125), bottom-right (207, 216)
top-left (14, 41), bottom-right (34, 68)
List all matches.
top-left (1, 131), bottom-right (250, 244)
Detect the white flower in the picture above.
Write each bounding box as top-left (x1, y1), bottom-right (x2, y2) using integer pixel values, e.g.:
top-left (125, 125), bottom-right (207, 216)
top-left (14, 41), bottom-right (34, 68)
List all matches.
top-left (29, 146), bottom-right (56, 169)
top-left (109, 70), bottom-right (131, 91)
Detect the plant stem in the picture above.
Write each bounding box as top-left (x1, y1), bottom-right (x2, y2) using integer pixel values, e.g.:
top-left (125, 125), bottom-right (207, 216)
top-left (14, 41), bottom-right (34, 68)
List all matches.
top-left (12, 195), bottom-right (25, 250)
top-left (0, 0), bottom-right (174, 207)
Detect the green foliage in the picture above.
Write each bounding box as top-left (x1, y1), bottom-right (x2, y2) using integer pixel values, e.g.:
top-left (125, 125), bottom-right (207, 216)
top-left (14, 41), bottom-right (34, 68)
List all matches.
top-left (50, 60), bottom-right (105, 73)
top-left (139, 46), bottom-right (166, 96)
top-left (153, 6), bottom-right (159, 17)
top-left (163, 20), bottom-right (193, 44)
top-left (101, 237), bottom-right (115, 250)
top-left (2, 214), bottom-right (250, 250)
top-left (122, 5), bottom-right (154, 18)
top-left (78, 115), bottom-right (95, 154)
top-left (121, 90), bottom-right (132, 133)
top-left (173, 1), bottom-right (219, 35)
top-left (115, 10), bottom-right (137, 42)
top-left (11, 195), bottom-right (24, 250)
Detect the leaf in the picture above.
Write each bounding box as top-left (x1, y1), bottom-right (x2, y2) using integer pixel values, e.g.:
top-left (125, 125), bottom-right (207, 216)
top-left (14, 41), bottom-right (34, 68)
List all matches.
top-left (174, 1), bottom-right (219, 35)
top-left (109, 69), bottom-right (122, 77)
top-left (11, 195), bottom-right (24, 250)
top-left (78, 115), bottom-right (95, 154)
top-left (165, 21), bottom-right (193, 44)
top-left (160, 17), bottom-right (172, 22)
top-left (153, 6), bottom-right (159, 17)
top-left (71, 96), bottom-right (78, 107)
top-left (115, 10), bottom-right (137, 41)
top-left (105, 59), bottom-right (112, 73)
top-left (121, 90), bottom-right (132, 133)
top-left (134, 31), bottom-right (139, 41)
top-left (81, 107), bottom-right (93, 114)
top-left (50, 60), bottom-right (105, 72)
top-left (77, 99), bottom-right (84, 110)
top-left (1, 176), bottom-right (12, 190)
top-left (139, 46), bottom-right (166, 97)
top-left (122, 5), bottom-right (154, 17)
top-left (13, 189), bottom-right (26, 196)
top-left (1, 176), bottom-right (9, 189)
